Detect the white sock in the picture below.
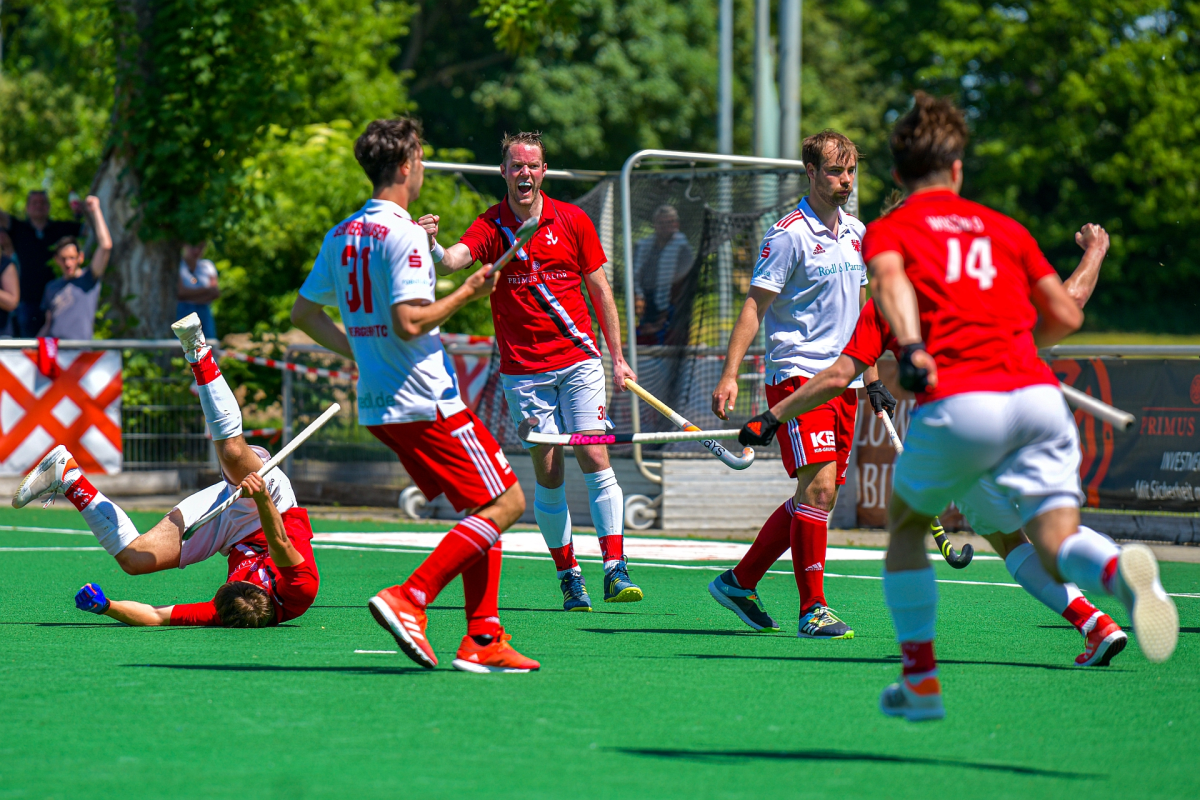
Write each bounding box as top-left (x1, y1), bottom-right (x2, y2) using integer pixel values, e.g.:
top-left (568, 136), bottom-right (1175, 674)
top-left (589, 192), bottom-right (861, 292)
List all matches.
top-left (882, 567), bottom-right (938, 642)
top-left (1006, 542), bottom-right (1082, 615)
top-left (73, 483), bottom-right (141, 556)
top-left (1056, 525), bottom-right (1120, 596)
top-left (583, 468), bottom-right (623, 570)
top-left (190, 351), bottom-right (242, 441)
top-left (533, 482), bottom-right (572, 570)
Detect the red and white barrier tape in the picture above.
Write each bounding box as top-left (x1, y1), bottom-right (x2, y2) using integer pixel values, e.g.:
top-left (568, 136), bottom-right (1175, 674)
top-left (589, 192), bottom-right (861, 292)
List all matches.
top-left (223, 350), bottom-right (356, 381)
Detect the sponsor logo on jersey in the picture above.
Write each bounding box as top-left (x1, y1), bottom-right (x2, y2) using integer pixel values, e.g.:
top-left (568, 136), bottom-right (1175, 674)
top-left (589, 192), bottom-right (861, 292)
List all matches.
top-left (408, 250), bottom-right (422, 268)
top-left (348, 324), bottom-right (389, 338)
top-left (812, 244), bottom-right (825, 255)
top-left (545, 230), bottom-right (559, 246)
top-left (810, 430), bottom-right (835, 449)
top-left (334, 219), bottom-right (390, 241)
top-left (760, 242), bottom-right (771, 259)
top-left (815, 262), bottom-right (864, 277)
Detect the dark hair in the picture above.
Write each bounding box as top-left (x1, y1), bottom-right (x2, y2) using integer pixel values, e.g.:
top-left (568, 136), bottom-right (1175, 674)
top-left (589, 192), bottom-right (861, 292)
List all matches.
top-left (802, 130), bottom-right (859, 170)
top-left (51, 236), bottom-right (79, 255)
top-left (500, 131), bottom-right (546, 164)
top-left (889, 92), bottom-right (969, 184)
top-left (354, 117), bottom-right (424, 190)
top-left (215, 580), bottom-right (274, 628)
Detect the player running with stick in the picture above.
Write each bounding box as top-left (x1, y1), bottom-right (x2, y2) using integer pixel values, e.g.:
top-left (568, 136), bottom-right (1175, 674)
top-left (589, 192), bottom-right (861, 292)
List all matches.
top-left (13, 314), bottom-right (319, 628)
top-left (291, 117), bottom-right (538, 673)
top-left (421, 131), bottom-right (641, 612)
top-left (740, 218), bottom-right (1133, 666)
top-left (857, 93), bottom-right (1175, 719)
top-left (708, 130), bottom-right (896, 638)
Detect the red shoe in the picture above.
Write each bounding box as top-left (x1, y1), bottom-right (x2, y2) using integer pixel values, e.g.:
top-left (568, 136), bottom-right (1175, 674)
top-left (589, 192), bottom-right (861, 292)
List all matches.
top-left (452, 629), bottom-right (541, 674)
top-left (369, 586), bottom-right (437, 669)
top-left (1075, 613), bottom-right (1127, 667)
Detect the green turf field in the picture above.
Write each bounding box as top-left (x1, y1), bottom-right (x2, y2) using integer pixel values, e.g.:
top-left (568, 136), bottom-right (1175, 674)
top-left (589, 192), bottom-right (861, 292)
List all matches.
top-left (2, 506), bottom-right (1197, 799)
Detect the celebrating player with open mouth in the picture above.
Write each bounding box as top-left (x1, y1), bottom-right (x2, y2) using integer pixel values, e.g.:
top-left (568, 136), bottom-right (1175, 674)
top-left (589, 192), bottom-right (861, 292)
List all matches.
top-left (708, 130), bottom-right (894, 639)
top-left (741, 220), bottom-right (1134, 668)
top-left (854, 93), bottom-right (1175, 720)
top-left (291, 117), bottom-right (538, 673)
top-left (14, 313), bottom-right (320, 628)
top-left (420, 132), bottom-right (642, 612)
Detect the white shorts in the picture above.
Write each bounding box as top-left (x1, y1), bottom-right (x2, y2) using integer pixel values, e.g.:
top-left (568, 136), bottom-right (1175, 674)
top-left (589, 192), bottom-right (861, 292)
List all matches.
top-left (892, 384), bottom-right (1083, 532)
top-left (501, 359), bottom-right (613, 450)
top-left (177, 465), bottom-right (297, 568)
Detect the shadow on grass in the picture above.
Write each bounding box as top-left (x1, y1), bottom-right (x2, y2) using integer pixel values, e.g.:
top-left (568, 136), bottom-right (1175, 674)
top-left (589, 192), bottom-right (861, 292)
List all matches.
top-left (0, 621), bottom-right (119, 627)
top-left (127, 663), bottom-right (429, 675)
top-left (674, 653), bottom-right (1121, 671)
top-left (612, 747), bottom-right (1095, 779)
top-left (582, 627), bottom-right (765, 637)
top-left (1180, 627), bottom-right (1200, 634)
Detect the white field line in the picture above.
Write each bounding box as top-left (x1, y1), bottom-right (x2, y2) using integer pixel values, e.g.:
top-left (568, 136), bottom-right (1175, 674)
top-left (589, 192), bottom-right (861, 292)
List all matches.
top-left (354, 649), bottom-right (397, 654)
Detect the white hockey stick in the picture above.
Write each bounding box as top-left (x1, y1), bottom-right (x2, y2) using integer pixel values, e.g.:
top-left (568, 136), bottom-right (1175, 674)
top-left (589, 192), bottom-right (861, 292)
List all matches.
top-left (182, 403), bottom-right (341, 540)
top-left (484, 215), bottom-right (540, 278)
top-left (624, 378), bottom-right (755, 470)
top-left (517, 422), bottom-right (742, 446)
top-left (1059, 382), bottom-right (1135, 431)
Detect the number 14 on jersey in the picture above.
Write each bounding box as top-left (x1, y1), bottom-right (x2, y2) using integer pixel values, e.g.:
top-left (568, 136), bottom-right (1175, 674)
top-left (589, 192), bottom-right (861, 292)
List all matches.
top-left (945, 236), bottom-right (995, 290)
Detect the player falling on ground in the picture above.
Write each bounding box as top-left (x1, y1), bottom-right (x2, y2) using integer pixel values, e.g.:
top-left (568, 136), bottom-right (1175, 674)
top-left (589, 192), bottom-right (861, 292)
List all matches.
top-left (708, 130), bottom-right (896, 639)
top-left (291, 117), bottom-right (538, 673)
top-left (420, 131), bottom-right (641, 612)
top-left (12, 314), bottom-right (319, 628)
top-left (857, 93), bottom-right (1175, 720)
top-left (741, 248), bottom-right (1134, 667)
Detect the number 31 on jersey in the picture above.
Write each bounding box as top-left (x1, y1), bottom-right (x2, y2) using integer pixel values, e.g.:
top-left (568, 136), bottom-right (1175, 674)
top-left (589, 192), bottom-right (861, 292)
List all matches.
top-left (945, 236), bottom-right (995, 290)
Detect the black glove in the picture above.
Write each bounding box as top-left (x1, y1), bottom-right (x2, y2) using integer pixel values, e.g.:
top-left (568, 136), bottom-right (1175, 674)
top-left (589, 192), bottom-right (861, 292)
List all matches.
top-left (898, 343), bottom-right (930, 393)
top-left (866, 380), bottom-right (897, 418)
top-left (739, 410), bottom-right (781, 447)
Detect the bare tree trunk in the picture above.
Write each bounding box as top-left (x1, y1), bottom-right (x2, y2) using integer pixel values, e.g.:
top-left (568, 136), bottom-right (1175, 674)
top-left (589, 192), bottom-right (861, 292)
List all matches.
top-left (92, 154), bottom-right (179, 338)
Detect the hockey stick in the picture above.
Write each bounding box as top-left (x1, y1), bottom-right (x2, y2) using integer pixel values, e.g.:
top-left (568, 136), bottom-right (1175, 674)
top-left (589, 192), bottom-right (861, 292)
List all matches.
top-left (878, 410), bottom-right (974, 569)
top-left (483, 215), bottom-right (540, 278)
top-left (623, 378), bottom-right (755, 470)
top-left (1059, 382), bottom-right (1135, 431)
top-left (182, 403), bottom-right (341, 541)
top-left (517, 420), bottom-right (742, 447)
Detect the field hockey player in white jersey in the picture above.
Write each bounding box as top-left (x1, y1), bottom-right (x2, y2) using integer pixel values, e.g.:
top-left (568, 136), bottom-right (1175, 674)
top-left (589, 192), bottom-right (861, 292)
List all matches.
top-left (291, 117), bottom-right (538, 674)
top-left (709, 130), bottom-right (896, 640)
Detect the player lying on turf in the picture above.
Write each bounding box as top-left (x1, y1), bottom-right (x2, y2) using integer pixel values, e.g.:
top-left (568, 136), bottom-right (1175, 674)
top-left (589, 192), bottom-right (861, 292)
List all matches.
top-left (291, 117), bottom-right (538, 673)
top-left (13, 314), bottom-right (319, 628)
top-left (846, 93), bottom-right (1173, 720)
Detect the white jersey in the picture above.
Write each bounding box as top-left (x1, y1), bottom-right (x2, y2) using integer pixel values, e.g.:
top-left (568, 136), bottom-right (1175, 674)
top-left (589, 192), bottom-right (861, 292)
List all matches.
top-left (750, 197), bottom-right (868, 385)
top-left (300, 199), bottom-right (466, 426)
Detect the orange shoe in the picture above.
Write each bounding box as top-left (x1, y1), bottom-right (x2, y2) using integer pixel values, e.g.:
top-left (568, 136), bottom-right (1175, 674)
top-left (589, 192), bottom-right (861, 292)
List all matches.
top-left (452, 629), bottom-right (541, 674)
top-left (368, 586), bottom-right (437, 669)
top-left (1075, 613), bottom-right (1127, 667)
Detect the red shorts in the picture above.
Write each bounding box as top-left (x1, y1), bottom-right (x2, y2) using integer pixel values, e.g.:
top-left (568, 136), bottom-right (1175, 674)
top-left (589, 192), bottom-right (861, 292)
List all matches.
top-left (765, 376), bottom-right (858, 484)
top-left (369, 409), bottom-right (517, 511)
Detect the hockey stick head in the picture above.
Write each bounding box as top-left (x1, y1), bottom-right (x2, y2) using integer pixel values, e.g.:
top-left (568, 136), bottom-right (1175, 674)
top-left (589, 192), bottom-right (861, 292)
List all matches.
top-left (945, 542), bottom-right (974, 569)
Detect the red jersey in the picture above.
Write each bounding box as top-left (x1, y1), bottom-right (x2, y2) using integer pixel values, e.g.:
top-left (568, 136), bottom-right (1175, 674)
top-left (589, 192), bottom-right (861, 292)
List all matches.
top-left (459, 195), bottom-right (606, 375)
top-left (842, 298), bottom-right (900, 367)
top-left (861, 190), bottom-right (1058, 403)
top-left (170, 508), bottom-right (320, 626)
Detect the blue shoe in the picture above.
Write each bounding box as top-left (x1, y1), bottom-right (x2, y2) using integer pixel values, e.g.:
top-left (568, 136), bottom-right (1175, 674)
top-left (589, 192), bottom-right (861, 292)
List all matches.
top-left (603, 557), bottom-right (643, 603)
top-left (798, 603), bottom-right (854, 639)
top-left (560, 570), bottom-right (593, 612)
top-left (708, 569), bottom-right (779, 632)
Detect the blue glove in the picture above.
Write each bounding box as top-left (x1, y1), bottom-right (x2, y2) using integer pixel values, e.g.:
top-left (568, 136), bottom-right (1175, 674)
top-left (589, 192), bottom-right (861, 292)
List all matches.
top-left (75, 583), bottom-right (110, 614)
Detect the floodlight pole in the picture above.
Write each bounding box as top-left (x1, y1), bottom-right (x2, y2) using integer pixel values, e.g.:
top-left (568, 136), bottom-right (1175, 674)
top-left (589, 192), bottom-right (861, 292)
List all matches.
top-left (779, 0), bottom-right (801, 160)
top-left (717, 0), bottom-right (733, 157)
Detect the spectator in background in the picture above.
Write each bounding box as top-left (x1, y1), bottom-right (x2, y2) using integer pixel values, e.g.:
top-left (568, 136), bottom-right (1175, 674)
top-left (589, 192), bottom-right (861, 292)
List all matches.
top-left (0, 229), bottom-right (21, 336)
top-left (40, 195), bottom-right (111, 340)
top-left (632, 204), bottom-right (693, 344)
top-left (177, 242), bottom-right (219, 340)
top-left (0, 190), bottom-right (84, 336)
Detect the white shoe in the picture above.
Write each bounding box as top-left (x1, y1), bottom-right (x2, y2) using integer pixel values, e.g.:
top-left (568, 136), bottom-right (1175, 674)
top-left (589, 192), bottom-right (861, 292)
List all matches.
top-left (171, 313), bottom-right (207, 361)
top-left (1117, 544), bottom-right (1178, 663)
top-left (879, 676), bottom-right (945, 721)
top-left (13, 445), bottom-right (77, 509)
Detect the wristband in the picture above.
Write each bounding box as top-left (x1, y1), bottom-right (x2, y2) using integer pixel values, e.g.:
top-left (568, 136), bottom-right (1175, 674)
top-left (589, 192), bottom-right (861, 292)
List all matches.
top-left (431, 241), bottom-right (445, 263)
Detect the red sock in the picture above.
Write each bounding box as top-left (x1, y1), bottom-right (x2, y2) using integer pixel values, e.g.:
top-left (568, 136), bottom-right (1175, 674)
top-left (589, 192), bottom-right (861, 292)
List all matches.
top-left (731, 499), bottom-right (794, 590)
top-left (1101, 556), bottom-right (1119, 595)
top-left (549, 542), bottom-right (578, 573)
top-left (901, 640), bottom-right (937, 677)
top-left (791, 503), bottom-right (828, 610)
top-left (402, 516), bottom-right (500, 608)
top-left (1062, 595), bottom-right (1100, 632)
top-left (598, 534), bottom-right (623, 564)
top-left (463, 538), bottom-right (503, 639)
top-left (65, 474), bottom-right (96, 512)
top-left (189, 349), bottom-right (221, 385)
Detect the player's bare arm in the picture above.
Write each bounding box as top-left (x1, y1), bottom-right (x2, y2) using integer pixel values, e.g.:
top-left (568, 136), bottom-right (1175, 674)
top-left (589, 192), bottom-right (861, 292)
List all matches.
top-left (867, 250), bottom-right (937, 390)
top-left (582, 267), bottom-right (636, 391)
top-left (1030, 273), bottom-right (1084, 347)
top-left (290, 297), bottom-right (356, 361)
top-left (712, 285), bottom-right (776, 419)
top-left (105, 600), bottom-right (173, 626)
top-left (770, 354), bottom-right (871, 424)
top-left (417, 213), bottom-right (474, 274)
top-left (1063, 223), bottom-right (1109, 308)
top-left (242, 472), bottom-right (303, 568)
top-left (392, 266), bottom-right (498, 340)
